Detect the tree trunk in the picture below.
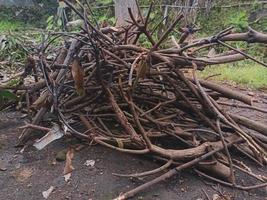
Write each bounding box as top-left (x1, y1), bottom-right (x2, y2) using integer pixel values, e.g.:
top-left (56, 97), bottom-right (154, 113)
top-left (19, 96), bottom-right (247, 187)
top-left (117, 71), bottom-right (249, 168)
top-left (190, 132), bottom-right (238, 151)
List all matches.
top-left (114, 0), bottom-right (138, 26)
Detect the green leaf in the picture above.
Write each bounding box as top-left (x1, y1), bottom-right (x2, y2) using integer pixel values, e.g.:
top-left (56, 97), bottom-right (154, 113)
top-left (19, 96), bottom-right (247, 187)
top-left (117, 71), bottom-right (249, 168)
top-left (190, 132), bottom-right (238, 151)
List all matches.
top-left (99, 0), bottom-right (112, 5)
top-left (0, 90), bottom-right (18, 101)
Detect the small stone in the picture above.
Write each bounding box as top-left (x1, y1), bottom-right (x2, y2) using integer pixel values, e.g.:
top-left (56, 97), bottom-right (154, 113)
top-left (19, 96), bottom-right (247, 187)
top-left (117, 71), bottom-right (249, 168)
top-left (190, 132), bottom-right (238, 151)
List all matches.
top-left (84, 160), bottom-right (95, 167)
top-left (56, 149), bottom-right (67, 162)
top-left (0, 142), bottom-right (4, 150)
top-left (51, 160), bottom-right (57, 166)
top-left (0, 161), bottom-right (7, 171)
top-left (248, 92), bottom-right (254, 96)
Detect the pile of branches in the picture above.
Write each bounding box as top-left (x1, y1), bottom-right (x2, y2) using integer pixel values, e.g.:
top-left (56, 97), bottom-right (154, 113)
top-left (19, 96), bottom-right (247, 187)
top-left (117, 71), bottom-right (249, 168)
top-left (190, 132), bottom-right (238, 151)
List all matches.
top-left (2, 1), bottom-right (267, 199)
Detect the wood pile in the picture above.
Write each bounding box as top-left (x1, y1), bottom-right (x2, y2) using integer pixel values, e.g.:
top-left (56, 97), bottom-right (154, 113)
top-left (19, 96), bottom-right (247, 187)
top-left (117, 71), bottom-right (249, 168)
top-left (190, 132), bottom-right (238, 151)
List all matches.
top-left (2, 1), bottom-right (267, 199)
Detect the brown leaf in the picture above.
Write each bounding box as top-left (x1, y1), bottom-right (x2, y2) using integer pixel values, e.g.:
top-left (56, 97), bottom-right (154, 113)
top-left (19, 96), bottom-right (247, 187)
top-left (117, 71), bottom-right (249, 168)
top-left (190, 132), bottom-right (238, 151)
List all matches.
top-left (207, 48), bottom-right (216, 58)
top-left (133, 56), bottom-right (150, 87)
top-left (31, 91), bottom-right (49, 110)
top-left (136, 58), bottom-right (149, 79)
top-left (13, 168), bottom-right (33, 182)
top-left (64, 148), bottom-right (74, 174)
top-left (71, 58), bottom-right (85, 96)
top-left (23, 55), bottom-right (36, 78)
top-left (56, 48), bottom-right (68, 64)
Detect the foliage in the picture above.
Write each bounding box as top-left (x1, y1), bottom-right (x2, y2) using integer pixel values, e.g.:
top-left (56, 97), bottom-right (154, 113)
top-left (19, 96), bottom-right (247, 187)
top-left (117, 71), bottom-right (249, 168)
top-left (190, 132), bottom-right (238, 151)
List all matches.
top-left (0, 3), bottom-right (57, 28)
top-left (0, 34), bottom-right (28, 63)
top-left (199, 61), bottom-right (267, 89)
top-left (0, 90), bottom-right (18, 101)
top-left (0, 20), bottom-right (44, 65)
top-left (95, 0), bottom-right (113, 6)
top-left (0, 21), bottom-right (23, 32)
top-left (0, 89), bottom-right (18, 110)
top-left (46, 15), bottom-right (55, 30)
top-left (227, 11), bottom-right (249, 31)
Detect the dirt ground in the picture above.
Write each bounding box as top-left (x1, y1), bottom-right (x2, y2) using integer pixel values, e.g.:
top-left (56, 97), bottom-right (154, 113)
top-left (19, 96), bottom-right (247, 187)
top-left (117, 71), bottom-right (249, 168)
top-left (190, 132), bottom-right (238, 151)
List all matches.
top-left (0, 88), bottom-right (267, 200)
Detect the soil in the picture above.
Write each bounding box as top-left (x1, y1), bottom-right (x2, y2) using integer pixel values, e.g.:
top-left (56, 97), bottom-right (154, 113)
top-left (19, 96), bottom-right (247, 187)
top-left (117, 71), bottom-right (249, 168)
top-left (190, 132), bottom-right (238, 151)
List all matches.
top-left (0, 89), bottom-right (267, 200)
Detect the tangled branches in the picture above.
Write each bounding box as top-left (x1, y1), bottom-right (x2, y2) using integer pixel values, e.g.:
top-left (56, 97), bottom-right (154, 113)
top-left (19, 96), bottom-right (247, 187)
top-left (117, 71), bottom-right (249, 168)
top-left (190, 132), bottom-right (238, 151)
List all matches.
top-left (2, 1), bottom-right (267, 199)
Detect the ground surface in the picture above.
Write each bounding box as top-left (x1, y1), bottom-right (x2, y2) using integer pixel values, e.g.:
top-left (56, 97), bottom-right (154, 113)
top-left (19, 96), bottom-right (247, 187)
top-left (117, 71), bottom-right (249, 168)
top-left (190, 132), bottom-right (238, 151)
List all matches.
top-left (0, 88), bottom-right (267, 200)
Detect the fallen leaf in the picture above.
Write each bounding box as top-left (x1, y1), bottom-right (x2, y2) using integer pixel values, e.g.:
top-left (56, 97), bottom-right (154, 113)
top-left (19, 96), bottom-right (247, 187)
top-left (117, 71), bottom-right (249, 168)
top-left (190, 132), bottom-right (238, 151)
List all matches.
top-left (71, 57), bottom-right (85, 96)
top-left (64, 173), bottom-right (71, 182)
top-left (136, 57), bottom-right (150, 79)
top-left (63, 148), bottom-right (74, 182)
top-left (42, 186), bottom-right (54, 199)
top-left (0, 89), bottom-right (18, 101)
top-left (33, 124), bottom-right (64, 150)
top-left (74, 144), bottom-right (86, 151)
top-left (212, 194), bottom-right (231, 200)
top-left (133, 56), bottom-right (150, 87)
top-left (23, 56), bottom-right (36, 78)
top-left (14, 168), bottom-right (33, 182)
top-left (207, 48), bottom-right (216, 57)
top-left (66, 19), bottom-right (83, 28)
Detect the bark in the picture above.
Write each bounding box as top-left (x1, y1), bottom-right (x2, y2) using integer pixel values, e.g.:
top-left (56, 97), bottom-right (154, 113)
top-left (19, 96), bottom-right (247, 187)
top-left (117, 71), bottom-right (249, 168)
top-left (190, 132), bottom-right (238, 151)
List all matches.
top-left (189, 78), bottom-right (252, 105)
top-left (114, 0), bottom-right (138, 26)
top-left (230, 114), bottom-right (267, 136)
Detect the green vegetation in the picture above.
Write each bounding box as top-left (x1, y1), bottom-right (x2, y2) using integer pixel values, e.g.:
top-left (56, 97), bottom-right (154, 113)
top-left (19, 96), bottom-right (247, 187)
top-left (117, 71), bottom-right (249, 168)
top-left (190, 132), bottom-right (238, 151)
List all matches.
top-left (0, 20), bottom-right (23, 32)
top-left (197, 2), bottom-right (267, 35)
top-left (196, 1), bottom-right (267, 89)
top-left (0, 89), bottom-right (18, 110)
top-left (199, 61), bottom-right (267, 89)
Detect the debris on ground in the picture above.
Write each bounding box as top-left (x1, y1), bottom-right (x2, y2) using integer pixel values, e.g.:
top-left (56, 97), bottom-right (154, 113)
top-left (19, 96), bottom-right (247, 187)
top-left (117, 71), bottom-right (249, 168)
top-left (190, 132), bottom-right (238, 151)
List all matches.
top-left (84, 159), bottom-right (95, 168)
top-left (63, 148), bottom-right (74, 182)
top-left (42, 186), bottom-right (54, 199)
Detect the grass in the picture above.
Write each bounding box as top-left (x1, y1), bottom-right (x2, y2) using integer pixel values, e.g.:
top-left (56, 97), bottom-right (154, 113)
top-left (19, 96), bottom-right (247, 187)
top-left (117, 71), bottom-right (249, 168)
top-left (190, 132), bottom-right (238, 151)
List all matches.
top-left (198, 61), bottom-right (267, 89)
top-left (0, 20), bottom-right (24, 32)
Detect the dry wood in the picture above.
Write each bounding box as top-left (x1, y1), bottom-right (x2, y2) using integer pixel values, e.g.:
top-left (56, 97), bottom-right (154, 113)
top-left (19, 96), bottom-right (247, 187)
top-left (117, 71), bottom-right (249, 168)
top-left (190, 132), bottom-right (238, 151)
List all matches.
top-left (2, 1), bottom-right (266, 199)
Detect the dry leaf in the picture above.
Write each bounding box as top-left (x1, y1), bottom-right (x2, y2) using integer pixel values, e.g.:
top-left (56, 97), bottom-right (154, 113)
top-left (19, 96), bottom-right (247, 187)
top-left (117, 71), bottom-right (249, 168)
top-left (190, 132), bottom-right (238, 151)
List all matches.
top-left (207, 48), bottom-right (216, 58)
top-left (23, 55), bottom-right (36, 78)
top-left (14, 168), bottom-right (33, 182)
top-left (42, 186), bottom-right (54, 199)
top-left (63, 148), bottom-right (75, 182)
top-left (212, 194), bottom-right (231, 200)
top-left (136, 57), bottom-right (149, 79)
top-left (56, 48), bottom-right (68, 64)
top-left (64, 173), bottom-right (71, 182)
top-left (71, 57), bottom-right (85, 96)
top-left (133, 56), bottom-right (150, 87)
top-left (31, 90), bottom-right (49, 110)
top-left (67, 19), bottom-right (83, 29)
